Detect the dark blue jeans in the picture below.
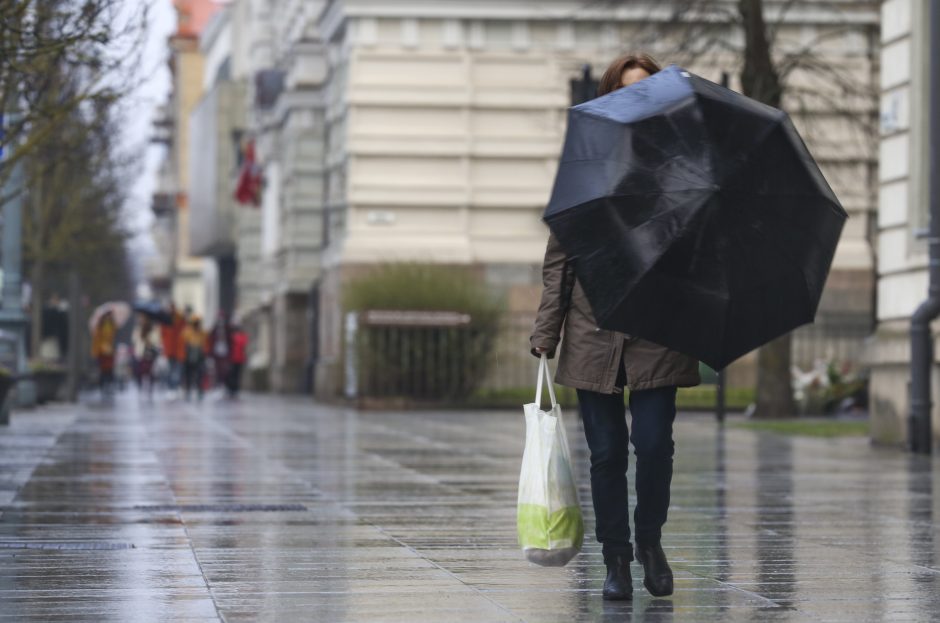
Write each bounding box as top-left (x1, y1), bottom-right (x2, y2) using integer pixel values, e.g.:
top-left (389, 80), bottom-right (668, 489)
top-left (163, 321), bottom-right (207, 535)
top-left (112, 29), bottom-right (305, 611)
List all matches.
top-left (576, 384), bottom-right (677, 562)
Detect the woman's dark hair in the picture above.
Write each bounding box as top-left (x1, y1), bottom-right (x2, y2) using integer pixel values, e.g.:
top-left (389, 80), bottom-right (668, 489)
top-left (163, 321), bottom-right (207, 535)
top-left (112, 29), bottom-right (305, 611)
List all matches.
top-left (597, 53), bottom-right (662, 96)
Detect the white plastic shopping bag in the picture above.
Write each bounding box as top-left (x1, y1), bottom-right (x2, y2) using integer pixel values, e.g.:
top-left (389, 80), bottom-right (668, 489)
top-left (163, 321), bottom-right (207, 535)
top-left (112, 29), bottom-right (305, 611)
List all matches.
top-left (517, 354), bottom-right (584, 567)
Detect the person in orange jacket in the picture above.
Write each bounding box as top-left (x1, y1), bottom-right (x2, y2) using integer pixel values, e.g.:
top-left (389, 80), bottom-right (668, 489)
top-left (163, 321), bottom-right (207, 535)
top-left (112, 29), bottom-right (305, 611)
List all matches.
top-left (160, 304), bottom-right (186, 391)
top-left (91, 310), bottom-right (117, 394)
top-left (181, 315), bottom-right (207, 401)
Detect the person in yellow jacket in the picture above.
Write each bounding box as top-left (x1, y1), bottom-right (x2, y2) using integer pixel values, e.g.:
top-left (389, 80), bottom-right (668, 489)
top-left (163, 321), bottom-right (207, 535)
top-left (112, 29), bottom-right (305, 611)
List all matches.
top-left (91, 311), bottom-right (117, 394)
top-left (181, 316), bottom-right (208, 401)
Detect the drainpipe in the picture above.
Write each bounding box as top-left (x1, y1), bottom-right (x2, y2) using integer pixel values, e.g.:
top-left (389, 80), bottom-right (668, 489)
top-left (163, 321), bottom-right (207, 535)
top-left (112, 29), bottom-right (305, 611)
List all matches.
top-left (909, 1), bottom-right (940, 454)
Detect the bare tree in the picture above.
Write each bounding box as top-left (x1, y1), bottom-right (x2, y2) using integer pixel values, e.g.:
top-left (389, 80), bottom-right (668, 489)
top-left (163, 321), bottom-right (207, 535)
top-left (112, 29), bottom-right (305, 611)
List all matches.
top-left (1, 0), bottom-right (145, 358)
top-left (598, 0), bottom-right (878, 417)
top-left (24, 98), bottom-right (136, 357)
top-left (0, 0), bottom-right (147, 191)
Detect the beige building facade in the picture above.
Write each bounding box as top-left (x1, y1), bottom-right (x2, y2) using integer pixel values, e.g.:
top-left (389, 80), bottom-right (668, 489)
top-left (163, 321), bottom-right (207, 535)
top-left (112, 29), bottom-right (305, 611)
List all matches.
top-left (870, 0), bottom-right (938, 447)
top-left (310, 0), bottom-right (880, 396)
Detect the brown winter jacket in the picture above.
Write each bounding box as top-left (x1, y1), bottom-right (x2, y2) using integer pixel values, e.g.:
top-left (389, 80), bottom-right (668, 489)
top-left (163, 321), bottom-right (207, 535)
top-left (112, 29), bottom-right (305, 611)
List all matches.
top-left (530, 232), bottom-right (701, 394)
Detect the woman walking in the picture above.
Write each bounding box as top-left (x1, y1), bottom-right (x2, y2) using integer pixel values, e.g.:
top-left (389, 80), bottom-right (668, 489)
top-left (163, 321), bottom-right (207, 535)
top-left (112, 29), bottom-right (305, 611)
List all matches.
top-left (134, 317), bottom-right (159, 401)
top-left (208, 312), bottom-right (231, 388)
top-left (91, 310), bottom-right (118, 396)
top-left (530, 53), bottom-right (700, 601)
top-left (181, 316), bottom-right (208, 401)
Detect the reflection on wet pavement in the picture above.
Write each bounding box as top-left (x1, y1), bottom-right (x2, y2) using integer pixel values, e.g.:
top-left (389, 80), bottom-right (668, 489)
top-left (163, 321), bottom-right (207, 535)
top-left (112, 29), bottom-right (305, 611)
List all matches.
top-left (1, 393), bottom-right (939, 621)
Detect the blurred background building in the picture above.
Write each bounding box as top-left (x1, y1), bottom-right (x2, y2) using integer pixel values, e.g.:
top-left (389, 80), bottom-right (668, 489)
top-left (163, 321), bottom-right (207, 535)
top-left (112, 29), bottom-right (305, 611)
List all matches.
top-left (144, 111), bottom-right (177, 302)
top-left (147, 0), bottom-right (223, 318)
top-left (240, 0), bottom-right (328, 392)
top-left (150, 0), bottom-right (880, 403)
top-left (188, 6), bottom-right (247, 325)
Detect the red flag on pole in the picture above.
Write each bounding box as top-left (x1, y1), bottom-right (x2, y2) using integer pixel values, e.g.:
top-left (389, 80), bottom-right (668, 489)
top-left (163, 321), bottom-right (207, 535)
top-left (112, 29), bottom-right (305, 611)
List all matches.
top-left (234, 140), bottom-right (263, 207)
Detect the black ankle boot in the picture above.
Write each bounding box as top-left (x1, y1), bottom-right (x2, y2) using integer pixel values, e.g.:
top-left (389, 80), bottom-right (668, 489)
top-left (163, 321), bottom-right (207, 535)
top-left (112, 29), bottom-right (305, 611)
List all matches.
top-left (635, 542), bottom-right (674, 596)
top-left (602, 555), bottom-right (633, 601)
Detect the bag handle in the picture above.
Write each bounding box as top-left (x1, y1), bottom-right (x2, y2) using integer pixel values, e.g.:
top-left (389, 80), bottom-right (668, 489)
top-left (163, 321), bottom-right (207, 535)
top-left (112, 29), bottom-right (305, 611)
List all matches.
top-left (535, 354), bottom-right (558, 409)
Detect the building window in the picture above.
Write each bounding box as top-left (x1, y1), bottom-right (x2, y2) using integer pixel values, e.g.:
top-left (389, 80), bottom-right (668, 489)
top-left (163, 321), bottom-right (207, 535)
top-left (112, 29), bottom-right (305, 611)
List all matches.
top-left (468, 21), bottom-right (485, 49)
top-left (511, 22), bottom-right (530, 51)
top-left (484, 20), bottom-right (512, 47)
top-left (557, 22), bottom-right (575, 50)
top-left (401, 18), bottom-right (419, 48)
top-left (443, 19), bottom-right (462, 49)
top-left (356, 17), bottom-right (378, 47)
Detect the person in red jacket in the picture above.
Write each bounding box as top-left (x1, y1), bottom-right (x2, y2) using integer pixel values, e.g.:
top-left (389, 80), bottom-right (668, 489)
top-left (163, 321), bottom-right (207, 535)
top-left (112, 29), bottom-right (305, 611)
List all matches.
top-left (226, 324), bottom-right (248, 398)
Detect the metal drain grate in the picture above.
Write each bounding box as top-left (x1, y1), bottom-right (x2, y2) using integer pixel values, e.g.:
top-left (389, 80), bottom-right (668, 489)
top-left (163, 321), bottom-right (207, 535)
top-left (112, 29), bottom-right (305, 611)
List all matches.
top-left (0, 541), bottom-right (135, 550)
top-left (134, 503), bottom-right (308, 512)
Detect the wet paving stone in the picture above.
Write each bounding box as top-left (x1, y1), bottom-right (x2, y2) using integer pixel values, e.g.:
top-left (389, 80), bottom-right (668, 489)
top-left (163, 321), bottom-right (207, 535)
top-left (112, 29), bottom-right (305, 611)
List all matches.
top-left (0, 392), bottom-right (938, 621)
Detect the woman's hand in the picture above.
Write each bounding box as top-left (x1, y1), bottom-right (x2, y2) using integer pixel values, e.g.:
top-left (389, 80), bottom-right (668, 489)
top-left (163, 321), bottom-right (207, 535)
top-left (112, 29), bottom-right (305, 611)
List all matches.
top-left (532, 346), bottom-right (551, 359)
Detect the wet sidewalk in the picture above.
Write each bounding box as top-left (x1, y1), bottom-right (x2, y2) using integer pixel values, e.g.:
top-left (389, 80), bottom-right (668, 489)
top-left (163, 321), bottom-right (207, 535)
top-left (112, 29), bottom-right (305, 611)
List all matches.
top-left (0, 391), bottom-right (938, 622)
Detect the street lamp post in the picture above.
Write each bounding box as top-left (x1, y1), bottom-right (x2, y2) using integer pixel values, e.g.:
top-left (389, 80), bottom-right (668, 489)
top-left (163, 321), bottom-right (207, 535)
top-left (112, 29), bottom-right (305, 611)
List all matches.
top-left (909, 0), bottom-right (940, 454)
top-left (570, 64), bottom-right (598, 106)
top-left (715, 71), bottom-right (731, 425)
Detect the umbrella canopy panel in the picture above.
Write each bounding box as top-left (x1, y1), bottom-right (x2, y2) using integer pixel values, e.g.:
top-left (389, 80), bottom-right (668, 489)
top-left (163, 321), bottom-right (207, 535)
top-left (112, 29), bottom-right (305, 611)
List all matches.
top-left (133, 301), bottom-right (173, 325)
top-left (89, 302), bottom-right (132, 333)
top-left (544, 66), bottom-right (846, 370)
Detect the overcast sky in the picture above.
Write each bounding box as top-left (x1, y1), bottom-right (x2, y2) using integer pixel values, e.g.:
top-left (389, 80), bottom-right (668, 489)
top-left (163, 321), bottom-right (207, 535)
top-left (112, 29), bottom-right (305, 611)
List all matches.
top-left (121, 0), bottom-right (176, 267)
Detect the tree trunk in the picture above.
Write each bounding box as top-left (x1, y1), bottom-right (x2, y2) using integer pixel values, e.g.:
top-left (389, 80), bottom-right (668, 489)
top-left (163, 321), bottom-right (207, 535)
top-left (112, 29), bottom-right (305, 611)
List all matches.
top-left (30, 261), bottom-right (44, 360)
top-left (738, 0), bottom-right (795, 417)
top-left (65, 269), bottom-right (81, 402)
top-left (755, 334), bottom-right (795, 418)
top-left (738, 0), bottom-right (782, 108)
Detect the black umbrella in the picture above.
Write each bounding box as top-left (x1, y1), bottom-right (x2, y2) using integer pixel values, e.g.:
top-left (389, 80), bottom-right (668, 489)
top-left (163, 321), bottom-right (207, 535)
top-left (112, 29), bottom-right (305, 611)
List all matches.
top-left (544, 65), bottom-right (847, 370)
top-left (132, 301), bottom-right (173, 326)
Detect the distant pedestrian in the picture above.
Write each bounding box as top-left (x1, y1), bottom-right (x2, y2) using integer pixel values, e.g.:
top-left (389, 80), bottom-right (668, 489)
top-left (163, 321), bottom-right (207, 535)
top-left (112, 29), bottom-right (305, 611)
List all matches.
top-left (530, 53), bottom-right (701, 602)
top-left (181, 316), bottom-right (207, 401)
top-left (226, 324), bottom-right (248, 398)
top-left (134, 317), bottom-right (159, 401)
top-left (115, 343), bottom-right (132, 391)
top-left (91, 310), bottom-right (117, 395)
top-left (209, 312), bottom-right (231, 388)
top-left (161, 303), bottom-right (185, 393)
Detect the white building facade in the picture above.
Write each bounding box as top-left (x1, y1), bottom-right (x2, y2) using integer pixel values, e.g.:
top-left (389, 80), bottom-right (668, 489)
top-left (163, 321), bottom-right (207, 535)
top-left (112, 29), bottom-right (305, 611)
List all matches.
top-left (211, 0), bottom-right (332, 392)
top-left (870, 0), bottom-right (938, 447)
